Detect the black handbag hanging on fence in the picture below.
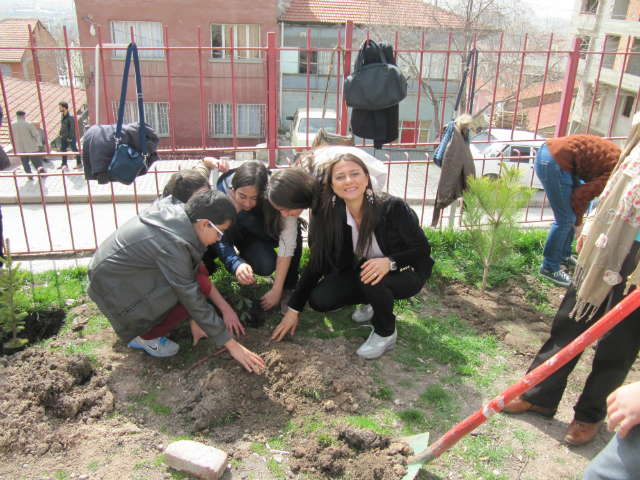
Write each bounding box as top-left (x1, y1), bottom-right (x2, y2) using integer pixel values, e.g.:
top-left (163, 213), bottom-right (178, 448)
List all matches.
top-left (344, 39), bottom-right (407, 111)
top-left (108, 43), bottom-right (149, 185)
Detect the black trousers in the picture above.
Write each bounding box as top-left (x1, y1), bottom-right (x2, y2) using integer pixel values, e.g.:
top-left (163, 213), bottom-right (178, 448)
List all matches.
top-left (20, 155), bottom-right (43, 174)
top-left (60, 138), bottom-right (81, 166)
top-left (308, 267), bottom-right (425, 337)
top-left (521, 241), bottom-right (640, 423)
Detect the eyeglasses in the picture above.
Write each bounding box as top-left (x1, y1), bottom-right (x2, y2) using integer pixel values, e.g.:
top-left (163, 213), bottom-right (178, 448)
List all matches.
top-left (197, 219), bottom-right (224, 238)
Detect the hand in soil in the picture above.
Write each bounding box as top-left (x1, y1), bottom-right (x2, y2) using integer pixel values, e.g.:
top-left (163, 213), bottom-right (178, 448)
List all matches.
top-left (607, 381), bottom-right (640, 438)
top-left (225, 338), bottom-right (265, 373)
top-left (189, 319), bottom-right (209, 345)
top-left (260, 287), bottom-right (282, 311)
top-left (223, 309), bottom-right (245, 337)
top-left (235, 263), bottom-right (255, 286)
top-left (272, 310), bottom-right (298, 341)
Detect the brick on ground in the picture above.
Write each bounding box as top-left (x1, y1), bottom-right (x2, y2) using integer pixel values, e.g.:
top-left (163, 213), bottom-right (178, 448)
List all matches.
top-left (164, 440), bottom-right (228, 480)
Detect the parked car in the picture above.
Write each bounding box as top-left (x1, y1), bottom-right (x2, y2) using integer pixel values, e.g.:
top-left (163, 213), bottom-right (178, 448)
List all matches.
top-left (470, 128), bottom-right (545, 188)
top-left (286, 108), bottom-right (337, 151)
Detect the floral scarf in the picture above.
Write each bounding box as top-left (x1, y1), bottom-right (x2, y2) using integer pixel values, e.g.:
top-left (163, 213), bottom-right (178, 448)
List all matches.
top-left (572, 121), bottom-right (640, 320)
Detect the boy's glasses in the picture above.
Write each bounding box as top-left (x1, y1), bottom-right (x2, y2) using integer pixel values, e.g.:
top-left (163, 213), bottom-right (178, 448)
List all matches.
top-left (197, 219), bottom-right (224, 238)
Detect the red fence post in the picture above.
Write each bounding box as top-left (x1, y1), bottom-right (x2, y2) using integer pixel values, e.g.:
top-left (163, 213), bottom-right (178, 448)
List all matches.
top-left (340, 20), bottom-right (353, 136)
top-left (267, 32), bottom-right (278, 168)
top-left (554, 37), bottom-right (581, 138)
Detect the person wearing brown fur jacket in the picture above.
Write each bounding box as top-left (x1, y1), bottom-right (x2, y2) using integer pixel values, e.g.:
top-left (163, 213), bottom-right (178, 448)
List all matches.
top-left (536, 134), bottom-right (620, 287)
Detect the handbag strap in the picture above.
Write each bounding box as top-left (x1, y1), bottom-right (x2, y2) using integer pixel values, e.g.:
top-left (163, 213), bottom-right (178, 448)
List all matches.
top-left (115, 43), bottom-right (147, 156)
top-left (452, 47), bottom-right (478, 118)
top-left (319, 47), bottom-right (339, 129)
top-left (354, 39), bottom-right (386, 73)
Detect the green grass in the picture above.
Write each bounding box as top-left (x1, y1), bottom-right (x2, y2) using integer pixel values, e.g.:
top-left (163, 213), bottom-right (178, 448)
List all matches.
top-left (398, 408), bottom-right (428, 434)
top-left (343, 412), bottom-right (395, 435)
top-left (252, 442), bottom-right (268, 454)
top-left (87, 461), bottom-right (99, 471)
top-left (50, 340), bottom-right (101, 366)
top-left (53, 470), bottom-right (70, 480)
top-left (128, 391), bottom-right (171, 417)
top-left (15, 265), bottom-right (88, 312)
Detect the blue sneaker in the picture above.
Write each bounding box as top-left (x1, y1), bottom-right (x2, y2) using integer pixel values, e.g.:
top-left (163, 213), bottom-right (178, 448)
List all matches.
top-left (562, 256), bottom-right (578, 269)
top-left (538, 267), bottom-right (572, 288)
top-left (128, 336), bottom-right (179, 357)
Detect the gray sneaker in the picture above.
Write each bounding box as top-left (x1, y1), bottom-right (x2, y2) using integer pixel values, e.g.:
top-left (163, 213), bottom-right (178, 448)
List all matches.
top-left (562, 256), bottom-right (578, 269)
top-left (356, 329), bottom-right (397, 359)
top-left (538, 267), bottom-right (572, 288)
top-left (352, 304), bottom-right (374, 323)
top-left (128, 336), bottom-right (179, 357)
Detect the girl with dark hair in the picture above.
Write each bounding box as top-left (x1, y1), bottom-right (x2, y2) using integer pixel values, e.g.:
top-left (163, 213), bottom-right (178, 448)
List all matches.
top-left (162, 169), bottom-right (210, 204)
top-left (214, 161), bottom-right (305, 313)
top-left (263, 167), bottom-right (319, 312)
top-left (272, 154), bottom-right (434, 359)
top-left (87, 189), bottom-right (263, 372)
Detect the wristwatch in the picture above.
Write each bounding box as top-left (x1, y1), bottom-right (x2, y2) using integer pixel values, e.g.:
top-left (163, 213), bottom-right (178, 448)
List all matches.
top-left (389, 258), bottom-right (397, 271)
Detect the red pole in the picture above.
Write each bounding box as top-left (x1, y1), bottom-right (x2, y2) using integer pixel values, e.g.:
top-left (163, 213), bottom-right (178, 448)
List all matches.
top-left (165, 26), bottom-right (176, 151)
top-left (28, 24), bottom-right (49, 160)
top-left (487, 32), bottom-right (504, 142)
top-left (533, 34), bottom-right (554, 136)
top-left (230, 26), bottom-right (238, 151)
top-left (86, 180), bottom-right (99, 249)
top-left (197, 26), bottom-right (207, 151)
top-left (336, 29), bottom-right (341, 130)
top-left (439, 33), bottom-right (452, 138)
top-left (413, 287), bottom-right (640, 465)
top-left (340, 21), bottom-right (353, 137)
top-left (0, 69), bottom-right (17, 158)
top-left (63, 26), bottom-right (81, 156)
top-left (554, 37), bottom-right (581, 138)
top-left (13, 171), bottom-right (30, 253)
top-left (267, 32), bottom-right (278, 168)
top-left (306, 28), bottom-right (311, 149)
top-left (586, 36), bottom-right (608, 135)
top-left (97, 27), bottom-right (112, 124)
top-left (60, 167), bottom-right (76, 251)
top-left (414, 32), bottom-right (425, 147)
top-left (609, 36), bottom-right (632, 138)
top-left (510, 33), bottom-right (528, 138)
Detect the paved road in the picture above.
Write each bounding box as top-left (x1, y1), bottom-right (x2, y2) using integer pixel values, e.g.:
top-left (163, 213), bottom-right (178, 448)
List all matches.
top-left (1, 157), bottom-right (553, 256)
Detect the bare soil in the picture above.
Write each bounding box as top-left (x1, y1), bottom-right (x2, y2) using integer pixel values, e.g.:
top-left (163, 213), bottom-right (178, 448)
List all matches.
top-left (0, 280), bottom-right (637, 480)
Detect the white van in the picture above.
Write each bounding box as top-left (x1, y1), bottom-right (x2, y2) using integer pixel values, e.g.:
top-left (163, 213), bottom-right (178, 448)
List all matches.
top-left (286, 108), bottom-right (337, 151)
top-left (470, 128), bottom-right (545, 189)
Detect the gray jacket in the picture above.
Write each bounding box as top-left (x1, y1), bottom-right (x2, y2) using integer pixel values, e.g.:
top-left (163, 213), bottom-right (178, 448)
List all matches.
top-left (87, 202), bottom-right (232, 347)
top-left (11, 118), bottom-right (39, 154)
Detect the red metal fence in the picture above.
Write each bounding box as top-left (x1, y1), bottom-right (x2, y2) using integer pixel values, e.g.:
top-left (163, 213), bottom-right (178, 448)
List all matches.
top-left (0, 21), bottom-right (636, 254)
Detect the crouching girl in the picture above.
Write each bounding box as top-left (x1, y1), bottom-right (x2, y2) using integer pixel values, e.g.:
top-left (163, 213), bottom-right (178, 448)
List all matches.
top-left (272, 154), bottom-right (434, 360)
top-left (87, 189), bottom-right (263, 373)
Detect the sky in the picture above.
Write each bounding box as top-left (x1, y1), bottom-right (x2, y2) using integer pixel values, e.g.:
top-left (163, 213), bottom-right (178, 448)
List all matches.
top-left (522, 0), bottom-right (578, 19)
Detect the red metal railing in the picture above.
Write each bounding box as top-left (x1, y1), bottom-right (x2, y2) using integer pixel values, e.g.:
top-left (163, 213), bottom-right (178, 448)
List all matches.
top-left (1, 23), bottom-right (638, 254)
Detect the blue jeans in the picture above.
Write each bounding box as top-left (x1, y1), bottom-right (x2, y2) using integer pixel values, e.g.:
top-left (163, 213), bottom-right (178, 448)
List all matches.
top-left (535, 143), bottom-right (581, 272)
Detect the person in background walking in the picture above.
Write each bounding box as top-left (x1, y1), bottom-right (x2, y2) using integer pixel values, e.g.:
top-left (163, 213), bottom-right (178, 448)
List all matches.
top-left (535, 134), bottom-right (620, 288)
top-left (57, 101), bottom-right (82, 171)
top-left (33, 121), bottom-right (49, 163)
top-left (11, 110), bottom-right (44, 181)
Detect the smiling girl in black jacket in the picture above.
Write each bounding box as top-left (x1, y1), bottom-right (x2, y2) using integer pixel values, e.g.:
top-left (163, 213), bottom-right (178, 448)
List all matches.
top-left (272, 153), bottom-right (434, 359)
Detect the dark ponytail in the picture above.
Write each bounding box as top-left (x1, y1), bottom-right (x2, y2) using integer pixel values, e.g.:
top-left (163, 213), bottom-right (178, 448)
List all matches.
top-left (162, 170), bottom-right (210, 204)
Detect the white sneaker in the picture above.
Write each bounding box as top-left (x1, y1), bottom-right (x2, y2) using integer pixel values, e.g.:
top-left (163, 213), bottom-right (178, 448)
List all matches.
top-left (356, 329), bottom-right (397, 359)
top-left (128, 336), bottom-right (179, 357)
top-left (352, 304), bottom-right (374, 323)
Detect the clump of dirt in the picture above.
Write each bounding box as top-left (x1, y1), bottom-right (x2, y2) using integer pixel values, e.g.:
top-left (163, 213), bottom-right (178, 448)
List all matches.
top-left (0, 348), bottom-right (114, 454)
top-left (0, 308), bottom-right (66, 355)
top-left (290, 426), bottom-right (412, 479)
top-left (167, 334), bottom-right (377, 434)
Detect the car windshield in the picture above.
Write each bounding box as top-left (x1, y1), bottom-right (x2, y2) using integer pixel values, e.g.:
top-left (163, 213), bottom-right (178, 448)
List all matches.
top-left (298, 118), bottom-right (336, 134)
top-left (471, 132), bottom-right (499, 153)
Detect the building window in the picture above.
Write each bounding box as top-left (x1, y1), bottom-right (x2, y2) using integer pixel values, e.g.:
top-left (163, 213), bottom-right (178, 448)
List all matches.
top-left (111, 101), bottom-right (171, 136)
top-left (1, 64), bottom-right (11, 77)
top-left (580, 36), bottom-right (591, 60)
top-left (208, 103), bottom-right (265, 138)
top-left (110, 21), bottom-right (164, 58)
top-left (581, 0), bottom-right (598, 14)
top-left (622, 95), bottom-right (635, 118)
top-left (299, 51), bottom-right (318, 74)
top-left (393, 121), bottom-right (431, 144)
top-left (211, 24), bottom-right (260, 60)
top-left (603, 36), bottom-right (621, 69)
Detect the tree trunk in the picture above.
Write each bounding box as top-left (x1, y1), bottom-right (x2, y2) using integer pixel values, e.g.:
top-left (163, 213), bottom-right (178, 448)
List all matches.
top-left (481, 264), bottom-right (489, 296)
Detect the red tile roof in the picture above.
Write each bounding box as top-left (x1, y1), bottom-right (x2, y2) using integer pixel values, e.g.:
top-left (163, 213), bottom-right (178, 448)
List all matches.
top-left (280, 0), bottom-right (465, 28)
top-left (0, 76), bottom-right (87, 149)
top-left (0, 18), bottom-right (40, 63)
top-left (524, 101), bottom-right (561, 131)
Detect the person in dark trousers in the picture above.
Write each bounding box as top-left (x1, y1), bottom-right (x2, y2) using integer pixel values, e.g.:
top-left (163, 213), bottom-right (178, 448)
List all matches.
top-left (503, 114), bottom-right (640, 447)
top-left (272, 153), bottom-right (434, 359)
top-left (57, 101), bottom-right (82, 170)
top-left (11, 110), bottom-right (44, 181)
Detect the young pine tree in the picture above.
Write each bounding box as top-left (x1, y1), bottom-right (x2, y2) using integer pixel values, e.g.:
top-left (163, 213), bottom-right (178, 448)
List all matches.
top-left (0, 239), bottom-right (29, 348)
top-left (461, 163), bottom-right (536, 295)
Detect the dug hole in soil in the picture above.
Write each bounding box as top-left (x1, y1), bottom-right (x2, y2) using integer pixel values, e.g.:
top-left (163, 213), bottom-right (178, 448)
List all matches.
top-left (0, 299), bottom-right (415, 480)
